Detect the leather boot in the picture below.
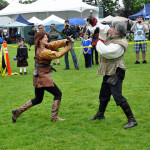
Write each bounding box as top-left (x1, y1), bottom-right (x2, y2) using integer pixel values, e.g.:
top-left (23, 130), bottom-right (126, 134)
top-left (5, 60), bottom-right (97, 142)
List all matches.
top-left (120, 101), bottom-right (137, 129)
top-left (51, 100), bottom-right (66, 121)
top-left (12, 100), bottom-right (33, 123)
top-left (88, 101), bottom-right (108, 120)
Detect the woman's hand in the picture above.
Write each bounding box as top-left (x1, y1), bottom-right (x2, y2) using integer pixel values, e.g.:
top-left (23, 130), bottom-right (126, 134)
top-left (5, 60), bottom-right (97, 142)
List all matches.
top-left (66, 38), bottom-right (74, 45)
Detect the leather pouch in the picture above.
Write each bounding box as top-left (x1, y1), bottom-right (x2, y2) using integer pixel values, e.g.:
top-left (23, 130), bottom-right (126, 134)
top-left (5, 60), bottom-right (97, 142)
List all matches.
top-left (107, 75), bottom-right (118, 85)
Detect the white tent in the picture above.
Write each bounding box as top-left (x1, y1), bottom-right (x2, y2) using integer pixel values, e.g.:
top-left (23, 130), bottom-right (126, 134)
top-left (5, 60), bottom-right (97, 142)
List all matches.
top-left (113, 16), bottom-right (128, 22)
top-left (0, 16), bottom-right (12, 26)
top-left (4, 21), bottom-right (28, 27)
top-left (28, 16), bottom-right (42, 25)
top-left (100, 15), bottom-right (128, 24)
top-left (100, 15), bottom-right (114, 23)
top-left (42, 14), bottom-right (65, 25)
top-left (0, 0), bottom-right (99, 20)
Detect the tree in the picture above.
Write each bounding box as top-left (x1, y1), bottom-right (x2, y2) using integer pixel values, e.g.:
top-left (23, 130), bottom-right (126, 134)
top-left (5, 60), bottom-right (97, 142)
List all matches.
top-left (83, 0), bottom-right (120, 17)
top-left (0, 0), bottom-right (9, 6)
top-left (118, 0), bottom-right (150, 18)
top-left (19, 0), bottom-right (37, 4)
top-left (99, 0), bottom-right (120, 17)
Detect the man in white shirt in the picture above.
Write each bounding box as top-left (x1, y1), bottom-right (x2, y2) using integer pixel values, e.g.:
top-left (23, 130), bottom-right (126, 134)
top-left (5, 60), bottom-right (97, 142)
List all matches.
top-left (88, 19), bottom-right (137, 129)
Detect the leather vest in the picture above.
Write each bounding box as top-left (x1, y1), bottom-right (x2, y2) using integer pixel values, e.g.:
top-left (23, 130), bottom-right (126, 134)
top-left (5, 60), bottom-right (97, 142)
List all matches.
top-left (97, 37), bottom-right (128, 76)
top-left (33, 49), bottom-right (54, 88)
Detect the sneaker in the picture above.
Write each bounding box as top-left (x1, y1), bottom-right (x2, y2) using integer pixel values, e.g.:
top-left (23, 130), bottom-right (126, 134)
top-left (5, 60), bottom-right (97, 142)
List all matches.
top-left (142, 60), bottom-right (147, 63)
top-left (24, 72), bottom-right (27, 75)
top-left (57, 62), bottom-right (60, 66)
top-left (135, 61), bottom-right (140, 64)
top-left (53, 62), bottom-right (56, 65)
top-left (75, 67), bottom-right (79, 70)
top-left (19, 72), bottom-right (22, 75)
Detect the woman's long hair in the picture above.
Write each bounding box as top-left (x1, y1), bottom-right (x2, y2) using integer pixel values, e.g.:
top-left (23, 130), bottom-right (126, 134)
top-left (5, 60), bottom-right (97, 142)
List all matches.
top-left (34, 31), bottom-right (48, 54)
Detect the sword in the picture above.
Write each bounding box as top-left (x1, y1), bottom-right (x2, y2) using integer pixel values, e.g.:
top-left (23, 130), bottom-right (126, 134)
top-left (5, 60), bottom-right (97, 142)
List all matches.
top-left (51, 27), bottom-right (70, 40)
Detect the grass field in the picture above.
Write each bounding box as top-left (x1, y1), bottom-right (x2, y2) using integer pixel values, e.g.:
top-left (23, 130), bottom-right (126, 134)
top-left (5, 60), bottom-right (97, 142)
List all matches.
top-left (0, 39), bottom-right (150, 150)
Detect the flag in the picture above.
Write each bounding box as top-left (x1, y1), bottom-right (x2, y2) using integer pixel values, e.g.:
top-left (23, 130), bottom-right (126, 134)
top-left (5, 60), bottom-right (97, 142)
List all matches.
top-left (143, 4), bottom-right (146, 19)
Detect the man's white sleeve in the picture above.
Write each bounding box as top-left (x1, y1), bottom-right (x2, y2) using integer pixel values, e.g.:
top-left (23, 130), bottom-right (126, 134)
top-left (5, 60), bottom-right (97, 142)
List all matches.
top-left (96, 40), bottom-right (124, 59)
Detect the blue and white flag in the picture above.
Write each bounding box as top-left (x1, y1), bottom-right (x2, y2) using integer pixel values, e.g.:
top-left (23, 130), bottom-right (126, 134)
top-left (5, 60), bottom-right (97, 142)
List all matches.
top-left (143, 4), bottom-right (146, 19)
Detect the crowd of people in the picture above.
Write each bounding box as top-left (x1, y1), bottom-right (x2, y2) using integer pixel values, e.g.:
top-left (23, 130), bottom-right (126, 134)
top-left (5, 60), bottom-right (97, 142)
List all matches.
top-left (9, 15), bottom-right (150, 130)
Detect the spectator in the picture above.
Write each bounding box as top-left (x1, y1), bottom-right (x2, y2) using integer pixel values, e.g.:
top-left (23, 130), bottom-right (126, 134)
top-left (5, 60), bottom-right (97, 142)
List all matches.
top-left (126, 20), bottom-right (132, 41)
top-left (81, 34), bottom-right (92, 68)
top-left (0, 29), bottom-right (2, 38)
top-left (28, 25), bottom-right (37, 50)
top-left (83, 20), bottom-right (90, 38)
top-left (131, 16), bottom-right (148, 64)
top-left (47, 23), bottom-right (60, 65)
top-left (16, 38), bottom-right (28, 75)
top-left (38, 25), bottom-right (45, 32)
top-left (74, 24), bottom-right (80, 40)
top-left (38, 24), bottom-right (51, 42)
top-left (62, 20), bottom-right (79, 70)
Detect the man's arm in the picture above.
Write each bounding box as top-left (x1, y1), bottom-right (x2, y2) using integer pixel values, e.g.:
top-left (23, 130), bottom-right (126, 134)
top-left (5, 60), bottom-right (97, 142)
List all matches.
top-left (142, 23), bottom-right (148, 32)
top-left (96, 41), bottom-right (124, 59)
top-left (131, 22), bottom-right (137, 32)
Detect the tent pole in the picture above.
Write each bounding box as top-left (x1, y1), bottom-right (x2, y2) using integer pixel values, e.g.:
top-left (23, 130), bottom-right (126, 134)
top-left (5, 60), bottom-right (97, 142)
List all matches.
top-left (80, 7), bottom-right (82, 18)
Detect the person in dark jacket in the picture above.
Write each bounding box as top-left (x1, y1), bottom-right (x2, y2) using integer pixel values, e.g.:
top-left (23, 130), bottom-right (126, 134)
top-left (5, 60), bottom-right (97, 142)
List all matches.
top-left (12, 31), bottom-right (74, 123)
top-left (28, 26), bottom-right (37, 50)
top-left (16, 38), bottom-right (28, 75)
top-left (62, 20), bottom-right (79, 70)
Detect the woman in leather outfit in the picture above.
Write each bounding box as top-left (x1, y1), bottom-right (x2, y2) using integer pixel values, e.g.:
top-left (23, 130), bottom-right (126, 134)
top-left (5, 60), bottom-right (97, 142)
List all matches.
top-left (12, 31), bottom-right (74, 122)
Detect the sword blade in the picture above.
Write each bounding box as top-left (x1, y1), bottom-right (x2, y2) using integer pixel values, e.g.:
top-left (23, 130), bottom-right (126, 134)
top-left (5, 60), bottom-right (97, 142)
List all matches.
top-left (51, 27), bottom-right (70, 39)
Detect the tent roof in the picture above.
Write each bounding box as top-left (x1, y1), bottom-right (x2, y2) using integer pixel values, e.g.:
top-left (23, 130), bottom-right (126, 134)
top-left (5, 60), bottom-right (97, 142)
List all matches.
top-left (4, 21), bottom-right (28, 27)
top-left (28, 16), bottom-right (42, 25)
top-left (100, 15), bottom-right (128, 23)
top-left (146, 15), bottom-right (150, 19)
top-left (0, 0), bottom-right (99, 16)
top-left (0, 16), bottom-right (11, 26)
top-left (16, 14), bottom-right (34, 25)
top-left (100, 15), bottom-right (114, 23)
top-left (43, 20), bottom-right (63, 26)
top-left (42, 14), bottom-right (65, 24)
top-left (128, 3), bottom-right (150, 19)
top-left (3, 14), bottom-right (34, 27)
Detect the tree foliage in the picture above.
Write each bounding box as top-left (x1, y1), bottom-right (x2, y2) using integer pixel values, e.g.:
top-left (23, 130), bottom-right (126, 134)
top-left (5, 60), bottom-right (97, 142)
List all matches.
top-left (0, 0), bottom-right (9, 6)
top-left (82, 0), bottom-right (120, 17)
top-left (19, 0), bottom-right (37, 4)
top-left (118, 0), bottom-right (150, 18)
top-left (99, 0), bottom-right (120, 17)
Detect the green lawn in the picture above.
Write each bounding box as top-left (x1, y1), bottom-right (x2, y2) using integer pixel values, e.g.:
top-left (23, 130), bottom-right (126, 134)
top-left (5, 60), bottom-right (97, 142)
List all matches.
top-left (0, 39), bottom-right (150, 150)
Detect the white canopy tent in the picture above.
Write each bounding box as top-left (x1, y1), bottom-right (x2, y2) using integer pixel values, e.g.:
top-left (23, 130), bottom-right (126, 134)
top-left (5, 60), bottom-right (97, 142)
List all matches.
top-left (28, 16), bottom-right (42, 25)
top-left (100, 15), bottom-right (128, 24)
top-left (0, 0), bottom-right (99, 20)
top-left (4, 21), bottom-right (28, 27)
top-left (0, 16), bottom-right (12, 26)
top-left (100, 15), bottom-right (114, 23)
top-left (42, 14), bottom-right (65, 25)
